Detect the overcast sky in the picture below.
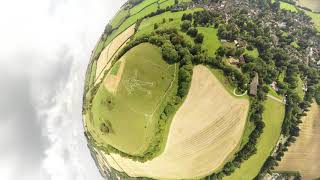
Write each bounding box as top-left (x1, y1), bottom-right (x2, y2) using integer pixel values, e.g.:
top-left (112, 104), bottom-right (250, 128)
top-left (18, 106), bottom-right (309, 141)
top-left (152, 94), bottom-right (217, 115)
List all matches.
top-left (0, 0), bottom-right (126, 179)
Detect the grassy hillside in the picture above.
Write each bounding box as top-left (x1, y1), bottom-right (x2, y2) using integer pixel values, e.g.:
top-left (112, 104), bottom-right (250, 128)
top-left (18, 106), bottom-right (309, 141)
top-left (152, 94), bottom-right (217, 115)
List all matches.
top-left (88, 43), bottom-right (177, 155)
top-left (224, 97), bottom-right (285, 180)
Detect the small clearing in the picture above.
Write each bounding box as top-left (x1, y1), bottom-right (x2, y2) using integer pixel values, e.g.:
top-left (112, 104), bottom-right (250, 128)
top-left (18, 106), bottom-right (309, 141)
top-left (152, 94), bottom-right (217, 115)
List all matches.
top-left (95, 24), bottom-right (135, 85)
top-left (104, 59), bottom-right (126, 94)
top-left (106, 65), bottom-right (249, 179)
top-left (276, 102), bottom-right (320, 180)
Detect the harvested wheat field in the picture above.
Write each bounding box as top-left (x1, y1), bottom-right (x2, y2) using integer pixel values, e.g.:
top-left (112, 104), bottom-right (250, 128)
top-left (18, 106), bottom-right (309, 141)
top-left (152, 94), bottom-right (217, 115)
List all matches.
top-left (95, 24), bottom-right (135, 85)
top-left (103, 65), bottom-right (249, 179)
top-left (276, 102), bottom-right (320, 180)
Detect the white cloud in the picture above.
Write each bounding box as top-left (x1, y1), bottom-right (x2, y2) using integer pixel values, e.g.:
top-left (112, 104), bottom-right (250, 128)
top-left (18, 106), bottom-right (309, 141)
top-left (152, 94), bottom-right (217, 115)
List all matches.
top-left (0, 0), bottom-right (126, 179)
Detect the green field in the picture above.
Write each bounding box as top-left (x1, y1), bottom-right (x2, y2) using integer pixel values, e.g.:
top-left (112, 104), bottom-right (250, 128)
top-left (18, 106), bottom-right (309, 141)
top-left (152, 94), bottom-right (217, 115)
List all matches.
top-left (305, 11), bottom-right (320, 31)
top-left (135, 8), bottom-right (203, 38)
top-left (110, 9), bottom-right (130, 28)
top-left (296, 76), bottom-right (305, 99)
top-left (159, 0), bottom-right (175, 9)
top-left (245, 48), bottom-right (259, 58)
top-left (130, 0), bottom-right (158, 15)
top-left (88, 43), bottom-right (177, 155)
top-left (198, 27), bottom-right (221, 57)
top-left (224, 97), bottom-right (285, 180)
top-left (110, 61), bottom-right (121, 75)
top-left (277, 1), bottom-right (298, 12)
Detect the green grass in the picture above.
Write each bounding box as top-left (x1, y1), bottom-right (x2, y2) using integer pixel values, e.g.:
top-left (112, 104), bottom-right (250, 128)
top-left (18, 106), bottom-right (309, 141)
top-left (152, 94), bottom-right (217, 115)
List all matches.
top-left (110, 61), bottom-right (121, 75)
top-left (296, 76), bottom-right (305, 99)
top-left (129, 0), bottom-right (158, 15)
top-left (88, 43), bottom-right (176, 155)
top-left (245, 48), bottom-right (259, 58)
top-left (240, 120), bottom-right (255, 149)
top-left (290, 41), bottom-right (300, 49)
top-left (159, 0), bottom-right (175, 9)
top-left (197, 27), bottom-right (221, 57)
top-left (110, 9), bottom-right (130, 28)
top-left (224, 97), bottom-right (285, 180)
top-left (279, 71), bottom-right (285, 82)
top-left (279, 1), bottom-right (298, 12)
top-left (305, 11), bottom-right (320, 31)
top-left (134, 8), bottom-right (203, 38)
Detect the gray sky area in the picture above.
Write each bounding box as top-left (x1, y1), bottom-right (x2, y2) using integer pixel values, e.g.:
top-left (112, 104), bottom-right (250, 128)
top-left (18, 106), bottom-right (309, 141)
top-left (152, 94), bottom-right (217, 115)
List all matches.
top-left (0, 0), bottom-right (126, 179)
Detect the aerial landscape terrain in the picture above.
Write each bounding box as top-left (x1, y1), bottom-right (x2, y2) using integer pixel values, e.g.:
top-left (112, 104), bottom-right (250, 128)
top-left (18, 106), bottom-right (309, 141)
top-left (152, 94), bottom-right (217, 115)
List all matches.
top-left (82, 0), bottom-right (320, 179)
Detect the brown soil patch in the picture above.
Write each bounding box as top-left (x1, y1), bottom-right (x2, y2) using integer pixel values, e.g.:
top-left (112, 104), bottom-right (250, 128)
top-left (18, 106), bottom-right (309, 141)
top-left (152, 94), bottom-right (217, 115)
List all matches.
top-left (104, 59), bottom-right (126, 94)
top-left (102, 65), bottom-right (249, 179)
top-left (95, 25), bottom-right (135, 85)
top-left (276, 102), bottom-right (320, 180)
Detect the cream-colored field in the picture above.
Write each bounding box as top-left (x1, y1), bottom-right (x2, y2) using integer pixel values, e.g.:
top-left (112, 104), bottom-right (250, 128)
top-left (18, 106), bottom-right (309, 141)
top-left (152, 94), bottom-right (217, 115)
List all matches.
top-left (298, 0), bottom-right (320, 12)
top-left (276, 102), bottom-right (320, 180)
top-left (95, 24), bottom-right (135, 85)
top-left (102, 65), bottom-right (249, 179)
top-left (104, 60), bottom-right (126, 94)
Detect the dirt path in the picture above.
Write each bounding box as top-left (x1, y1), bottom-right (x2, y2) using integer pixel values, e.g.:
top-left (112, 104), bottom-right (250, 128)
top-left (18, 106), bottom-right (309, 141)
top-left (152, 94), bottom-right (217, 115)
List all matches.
top-left (103, 65), bottom-right (249, 179)
top-left (276, 102), bottom-right (320, 180)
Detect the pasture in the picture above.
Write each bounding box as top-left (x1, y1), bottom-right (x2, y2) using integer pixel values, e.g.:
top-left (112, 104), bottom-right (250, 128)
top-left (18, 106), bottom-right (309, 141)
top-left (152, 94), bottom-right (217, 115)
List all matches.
top-left (305, 11), bottom-right (320, 31)
top-left (88, 43), bottom-right (176, 155)
top-left (224, 97), bottom-right (285, 180)
top-left (197, 27), bottom-right (221, 57)
top-left (134, 8), bottom-right (203, 38)
top-left (276, 102), bottom-right (320, 180)
top-left (278, 1), bottom-right (298, 12)
top-left (106, 65), bottom-right (249, 179)
top-left (110, 8), bottom-right (129, 28)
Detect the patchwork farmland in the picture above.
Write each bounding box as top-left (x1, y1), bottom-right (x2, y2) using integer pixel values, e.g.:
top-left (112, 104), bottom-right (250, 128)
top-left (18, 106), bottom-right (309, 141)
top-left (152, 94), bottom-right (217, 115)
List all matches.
top-left (103, 65), bottom-right (249, 179)
top-left (82, 0), bottom-right (320, 179)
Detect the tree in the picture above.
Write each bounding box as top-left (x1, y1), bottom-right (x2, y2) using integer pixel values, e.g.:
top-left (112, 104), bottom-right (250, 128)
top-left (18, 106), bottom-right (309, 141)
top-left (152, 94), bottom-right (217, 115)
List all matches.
top-left (181, 20), bottom-right (192, 32)
top-left (154, 23), bottom-right (159, 30)
top-left (195, 33), bottom-right (204, 44)
top-left (187, 27), bottom-right (198, 37)
top-left (175, 0), bottom-right (179, 4)
top-left (162, 43), bottom-right (179, 63)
